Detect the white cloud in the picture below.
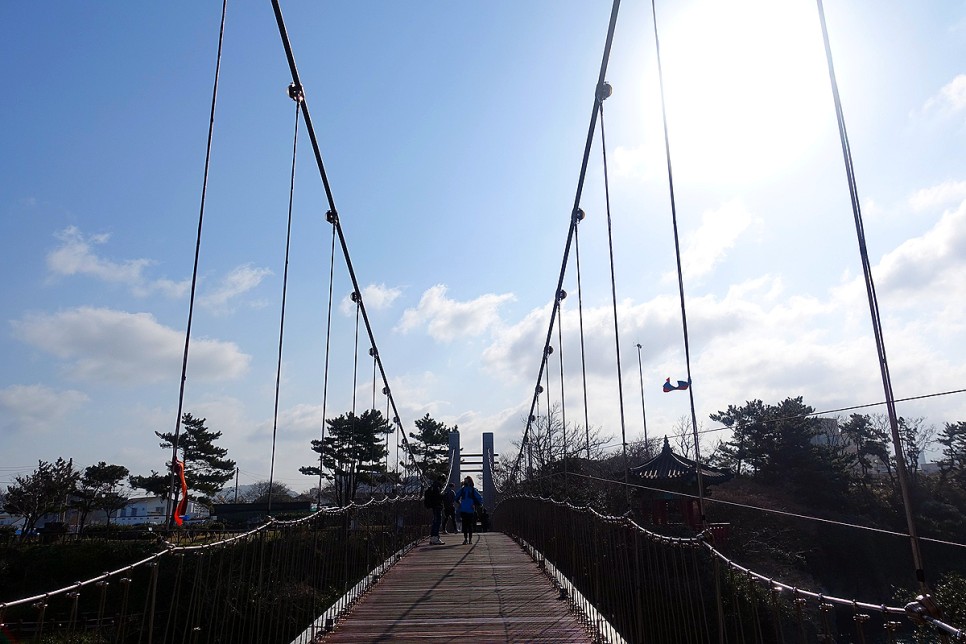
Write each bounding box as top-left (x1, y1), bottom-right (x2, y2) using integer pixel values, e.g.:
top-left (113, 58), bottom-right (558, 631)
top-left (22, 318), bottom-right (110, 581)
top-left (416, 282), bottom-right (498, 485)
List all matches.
top-left (339, 283), bottom-right (403, 316)
top-left (46, 226), bottom-right (189, 298)
top-left (361, 284), bottom-right (402, 311)
top-left (396, 285), bottom-right (515, 342)
top-left (201, 264), bottom-right (274, 312)
top-left (12, 307), bottom-right (250, 384)
top-left (0, 384), bottom-right (89, 433)
top-left (243, 401), bottom-right (324, 448)
top-left (862, 197), bottom-right (883, 220)
top-left (921, 74), bottom-right (966, 117)
top-left (875, 197), bottom-right (966, 298)
top-left (665, 200), bottom-right (754, 282)
top-left (908, 180), bottom-right (966, 213)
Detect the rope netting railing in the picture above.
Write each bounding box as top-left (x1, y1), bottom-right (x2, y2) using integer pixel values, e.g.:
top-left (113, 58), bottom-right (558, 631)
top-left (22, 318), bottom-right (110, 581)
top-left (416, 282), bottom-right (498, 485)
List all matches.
top-left (0, 495), bottom-right (424, 643)
top-left (494, 495), bottom-right (964, 643)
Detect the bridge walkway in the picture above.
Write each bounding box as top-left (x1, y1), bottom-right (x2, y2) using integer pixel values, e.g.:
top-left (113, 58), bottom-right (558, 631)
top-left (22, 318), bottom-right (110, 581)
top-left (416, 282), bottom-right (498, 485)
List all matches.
top-left (321, 532), bottom-right (593, 642)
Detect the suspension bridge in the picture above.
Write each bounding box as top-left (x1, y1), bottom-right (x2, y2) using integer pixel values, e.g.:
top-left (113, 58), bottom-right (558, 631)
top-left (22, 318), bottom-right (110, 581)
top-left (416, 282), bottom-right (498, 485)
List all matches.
top-left (2, 0), bottom-right (965, 642)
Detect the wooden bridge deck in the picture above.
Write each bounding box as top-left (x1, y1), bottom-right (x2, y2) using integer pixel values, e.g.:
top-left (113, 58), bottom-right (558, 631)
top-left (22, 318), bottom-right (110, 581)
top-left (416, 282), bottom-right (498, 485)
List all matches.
top-left (321, 532), bottom-right (594, 643)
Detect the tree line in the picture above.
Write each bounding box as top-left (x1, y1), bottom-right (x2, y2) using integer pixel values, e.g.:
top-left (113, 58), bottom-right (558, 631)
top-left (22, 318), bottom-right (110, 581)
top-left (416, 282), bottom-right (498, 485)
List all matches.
top-left (708, 396), bottom-right (966, 518)
top-left (2, 409), bottom-right (457, 537)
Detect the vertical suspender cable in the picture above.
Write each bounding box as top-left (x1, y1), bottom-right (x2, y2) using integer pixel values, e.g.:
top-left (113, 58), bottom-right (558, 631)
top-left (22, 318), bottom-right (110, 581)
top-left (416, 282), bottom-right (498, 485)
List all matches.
top-left (270, 0), bottom-right (426, 482)
top-left (597, 99), bottom-right (632, 511)
top-left (371, 350), bottom-right (377, 411)
top-left (545, 350), bottom-right (552, 467)
top-left (385, 393), bottom-right (391, 486)
top-left (510, 0), bottom-right (623, 483)
top-left (556, 299), bottom-right (568, 491)
top-left (815, 0), bottom-right (927, 591)
top-left (648, 0), bottom-right (708, 526)
top-left (167, 0), bottom-right (229, 526)
top-left (317, 222), bottom-right (337, 508)
top-left (351, 297), bottom-right (361, 416)
top-left (268, 88), bottom-right (302, 513)
top-left (574, 220), bottom-right (593, 458)
top-left (636, 343), bottom-right (649, 452)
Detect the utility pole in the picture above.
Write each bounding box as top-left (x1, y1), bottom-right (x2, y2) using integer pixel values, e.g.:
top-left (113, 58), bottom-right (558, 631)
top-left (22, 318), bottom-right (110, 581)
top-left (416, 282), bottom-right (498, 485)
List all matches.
top-left (233, 467), bottom-right (239, 503)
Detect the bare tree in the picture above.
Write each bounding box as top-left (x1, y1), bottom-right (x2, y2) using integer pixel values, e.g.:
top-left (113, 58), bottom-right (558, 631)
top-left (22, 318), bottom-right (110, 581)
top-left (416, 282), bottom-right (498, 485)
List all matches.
top-left (239, 480), bottom-right (296, 504)
top-left (670, 415), bottom-right (706, 460)
top-left (3, 458), bottom-right (79, 538)
top-left (497, 404), bottom-right (613, 499)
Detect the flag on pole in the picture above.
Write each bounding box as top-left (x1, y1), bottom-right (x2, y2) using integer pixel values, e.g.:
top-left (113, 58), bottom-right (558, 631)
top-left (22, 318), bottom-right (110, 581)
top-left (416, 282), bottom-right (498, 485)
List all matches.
top-left (173, 458), bottom-right (188, 526)
top-left (663, 377), bottom-right (690, 392)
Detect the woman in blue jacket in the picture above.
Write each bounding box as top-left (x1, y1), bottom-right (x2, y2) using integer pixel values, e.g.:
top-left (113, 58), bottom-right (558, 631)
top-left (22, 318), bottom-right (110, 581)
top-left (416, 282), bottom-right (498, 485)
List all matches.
top-left (455, 476), bottom-right (483, 545)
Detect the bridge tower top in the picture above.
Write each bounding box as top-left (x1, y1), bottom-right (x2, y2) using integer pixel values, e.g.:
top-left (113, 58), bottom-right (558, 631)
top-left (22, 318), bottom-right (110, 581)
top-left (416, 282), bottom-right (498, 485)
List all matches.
top-left (447, 431), bottom-right (496, 509)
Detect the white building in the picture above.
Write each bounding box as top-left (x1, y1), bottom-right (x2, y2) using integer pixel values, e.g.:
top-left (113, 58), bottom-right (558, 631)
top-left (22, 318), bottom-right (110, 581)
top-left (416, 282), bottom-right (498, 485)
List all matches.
top-left (114, 496), bottom-right (167, 525)
top-left (114, 496), bottom-right (208, 526)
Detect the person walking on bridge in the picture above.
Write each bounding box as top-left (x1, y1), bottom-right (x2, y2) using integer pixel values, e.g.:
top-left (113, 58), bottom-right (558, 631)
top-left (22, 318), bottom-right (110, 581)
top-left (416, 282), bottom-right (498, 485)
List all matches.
top-left (426, 478), bottom-right (445, 545)
top-left (443, 482), bottom-right (457, 534)
top-left (455, 476), bottom-right (483, 545)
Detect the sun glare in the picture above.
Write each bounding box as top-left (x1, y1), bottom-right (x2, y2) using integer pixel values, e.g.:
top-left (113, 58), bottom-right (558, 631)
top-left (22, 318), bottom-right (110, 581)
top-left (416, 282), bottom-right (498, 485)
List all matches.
top-left (658, 0), bottom-right (832, 186)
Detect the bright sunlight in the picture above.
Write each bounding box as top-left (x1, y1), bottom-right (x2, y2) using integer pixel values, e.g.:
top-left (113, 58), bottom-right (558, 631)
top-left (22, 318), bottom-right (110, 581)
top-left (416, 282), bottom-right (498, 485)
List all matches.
top-left (658, 0), bottom-right (833, 186)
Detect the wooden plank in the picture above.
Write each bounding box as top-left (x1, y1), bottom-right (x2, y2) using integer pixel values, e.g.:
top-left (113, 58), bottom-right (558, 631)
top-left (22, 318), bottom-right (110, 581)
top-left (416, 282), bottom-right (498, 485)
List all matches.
top-left (322, 532), bottom-right (593, 642)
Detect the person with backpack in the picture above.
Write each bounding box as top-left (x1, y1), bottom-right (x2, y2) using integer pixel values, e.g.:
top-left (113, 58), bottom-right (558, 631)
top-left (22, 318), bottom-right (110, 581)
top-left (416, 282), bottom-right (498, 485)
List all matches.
top-left (443, 482), bottom-right (458, 534)
top-left (424, 478), bottom-right (445, 545)
top-left (455, 476), bottom-right (484, 545)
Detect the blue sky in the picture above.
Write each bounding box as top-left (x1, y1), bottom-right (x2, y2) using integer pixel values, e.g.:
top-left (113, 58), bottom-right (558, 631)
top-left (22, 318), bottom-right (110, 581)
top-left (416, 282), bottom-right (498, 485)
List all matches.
top-left (2, 1), bottom-right (965, 495)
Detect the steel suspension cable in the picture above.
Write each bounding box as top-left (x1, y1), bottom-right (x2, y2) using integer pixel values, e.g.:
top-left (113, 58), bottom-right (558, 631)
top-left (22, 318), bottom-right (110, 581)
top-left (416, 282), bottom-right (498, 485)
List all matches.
top-left (573, 218), bottom-right (592, 458)
top-left (597, 99), bottom-right (632, 510)
top-left (167, 0), bottom-right (229, 526)
top-left (317, 222), bottom-right (337, 507)
top-left (385, 390), bottom-right (391, 484)
top-left (510, 0), bottom-right (623, 483)
top-left (545, 348), bottom-right (552, 470)
top-left (269, 0), bottom-right (427, 482)
top-left (556, 295), bottom-right (568, 488)
top-left (636, 343), bottom-right (650, 452)
top-left (649, 0), bottom-right (708, 526)
top-left (268, 88), bottom-right (302, 513)
top-left (371, 349), bottom-right (377, 410)
top-left (814, 0), bottom-right (927, 592)
top-left (351, 297), bottom-right (361, 416)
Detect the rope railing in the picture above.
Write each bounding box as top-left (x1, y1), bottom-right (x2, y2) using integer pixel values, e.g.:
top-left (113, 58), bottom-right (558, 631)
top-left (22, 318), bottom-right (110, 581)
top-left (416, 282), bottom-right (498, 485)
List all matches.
top-left (494, 494), bottom-right (964, 643)
top-left (0, 495), bottom-right (425, 643)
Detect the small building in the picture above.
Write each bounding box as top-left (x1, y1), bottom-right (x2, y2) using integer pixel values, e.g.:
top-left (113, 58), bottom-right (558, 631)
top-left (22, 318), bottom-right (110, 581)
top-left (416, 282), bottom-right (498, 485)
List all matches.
top-left (629, 437), bottom-right (732, 530)
top-left (0, 511), bottom-right (25, 529)
top-left (115, 496), bottom-right (208, 526)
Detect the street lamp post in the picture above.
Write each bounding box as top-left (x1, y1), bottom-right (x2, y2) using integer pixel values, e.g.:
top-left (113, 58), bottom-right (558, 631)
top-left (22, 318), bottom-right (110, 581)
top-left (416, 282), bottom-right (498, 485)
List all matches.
top-left (636, 343), bottom-right (649, 455)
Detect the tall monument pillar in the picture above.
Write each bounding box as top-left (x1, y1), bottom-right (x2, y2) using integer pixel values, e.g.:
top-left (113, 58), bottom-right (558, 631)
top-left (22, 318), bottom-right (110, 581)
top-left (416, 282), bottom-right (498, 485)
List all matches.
top-left (482, 432), bottom-right (495, 508)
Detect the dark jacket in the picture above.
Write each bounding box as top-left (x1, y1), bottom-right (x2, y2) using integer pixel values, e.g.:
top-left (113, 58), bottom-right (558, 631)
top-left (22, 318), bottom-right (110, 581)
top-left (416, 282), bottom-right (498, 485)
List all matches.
top-left (428, 482), bottom-right (444, 510)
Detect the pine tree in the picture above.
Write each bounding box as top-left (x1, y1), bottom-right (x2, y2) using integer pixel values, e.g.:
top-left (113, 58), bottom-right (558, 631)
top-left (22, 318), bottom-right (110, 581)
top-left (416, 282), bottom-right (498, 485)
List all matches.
top-left (129, 413), bottom-right (236, 504)
top-left (72, 462), bottom-right (130, 531)
top-left (937, 421), bottom-right (966, 485)
top-left (300, 409), bottom-right (391, 506)
top-left (410, 414), bottom-right (455, 481)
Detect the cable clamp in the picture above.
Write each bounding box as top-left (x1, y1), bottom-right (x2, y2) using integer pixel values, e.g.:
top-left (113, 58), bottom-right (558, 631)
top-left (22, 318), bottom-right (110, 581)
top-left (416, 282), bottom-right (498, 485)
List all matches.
top-left (287, 82), bottom-right (304, 103)
top-left (596, 81), bottom-right (613, 103)
top-left (904, 594), bottom-right (943, 626)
